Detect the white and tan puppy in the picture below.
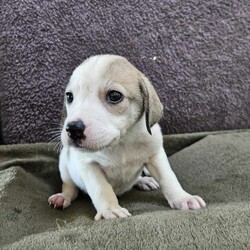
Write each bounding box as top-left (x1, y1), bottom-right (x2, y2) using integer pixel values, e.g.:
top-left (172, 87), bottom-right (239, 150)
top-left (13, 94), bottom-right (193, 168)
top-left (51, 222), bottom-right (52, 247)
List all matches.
top-left (48, 54), bottom-right (206, 220)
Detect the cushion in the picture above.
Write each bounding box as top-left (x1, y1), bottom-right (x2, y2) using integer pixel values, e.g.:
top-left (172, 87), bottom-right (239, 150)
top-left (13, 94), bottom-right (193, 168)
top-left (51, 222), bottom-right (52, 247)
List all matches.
top-left (1, 1), bottom-right (250, 144)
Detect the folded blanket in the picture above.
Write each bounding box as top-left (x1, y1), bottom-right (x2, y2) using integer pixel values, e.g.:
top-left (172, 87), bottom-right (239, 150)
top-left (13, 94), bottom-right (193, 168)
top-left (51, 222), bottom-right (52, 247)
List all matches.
top-left (0, 130), bottom-right (249, 249)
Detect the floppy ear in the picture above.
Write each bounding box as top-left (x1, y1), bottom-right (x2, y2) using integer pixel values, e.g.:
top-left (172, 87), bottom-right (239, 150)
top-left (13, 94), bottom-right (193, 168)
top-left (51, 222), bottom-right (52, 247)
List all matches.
top-left (139, 76), bottom-right (163, 135)
top-left (60, 97), bottom-right (67, 127)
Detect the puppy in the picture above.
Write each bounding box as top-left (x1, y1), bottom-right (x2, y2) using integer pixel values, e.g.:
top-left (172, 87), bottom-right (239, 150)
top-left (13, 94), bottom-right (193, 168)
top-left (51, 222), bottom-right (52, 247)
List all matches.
top-left (48, 55), bottom-right (206, 220)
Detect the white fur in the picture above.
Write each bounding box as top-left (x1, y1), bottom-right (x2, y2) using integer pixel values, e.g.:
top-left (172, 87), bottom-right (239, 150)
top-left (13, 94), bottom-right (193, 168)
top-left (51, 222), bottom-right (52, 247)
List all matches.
top-left (48, 55), bottom-right (206, 220)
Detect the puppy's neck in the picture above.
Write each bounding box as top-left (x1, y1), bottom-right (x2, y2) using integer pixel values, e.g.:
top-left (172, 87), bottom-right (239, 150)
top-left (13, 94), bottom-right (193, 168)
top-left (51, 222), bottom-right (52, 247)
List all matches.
top-left (119, 116), bottom-right (152, 145)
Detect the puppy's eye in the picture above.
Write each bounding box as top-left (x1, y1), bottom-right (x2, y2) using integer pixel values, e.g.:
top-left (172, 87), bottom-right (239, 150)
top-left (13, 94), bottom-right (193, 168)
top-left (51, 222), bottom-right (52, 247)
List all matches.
top-left (106, 90), bottom-right (123, 104)
top-left (66, 92), bottom-right (74, 104)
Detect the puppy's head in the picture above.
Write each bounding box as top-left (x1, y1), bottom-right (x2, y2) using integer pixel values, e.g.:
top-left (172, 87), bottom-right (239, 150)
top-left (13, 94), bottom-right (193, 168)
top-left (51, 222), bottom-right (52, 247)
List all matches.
top-left (61, 55), bottom-right (163, 151)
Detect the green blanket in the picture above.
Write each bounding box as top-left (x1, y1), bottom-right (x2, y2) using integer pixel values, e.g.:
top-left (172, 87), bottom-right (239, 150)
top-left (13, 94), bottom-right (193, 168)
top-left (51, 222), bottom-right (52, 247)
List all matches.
top-left (1, 131), bottom-right (249, 249)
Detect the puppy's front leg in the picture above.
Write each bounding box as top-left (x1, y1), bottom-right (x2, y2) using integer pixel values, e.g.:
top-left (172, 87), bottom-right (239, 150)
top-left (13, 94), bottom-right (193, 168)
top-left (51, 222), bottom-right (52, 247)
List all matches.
top-left (48, 181), bottom-right (79, 209)
top-left (147, 147), bottom-right (206, 210)
top-left (82, 163), bottom-right (131, 220)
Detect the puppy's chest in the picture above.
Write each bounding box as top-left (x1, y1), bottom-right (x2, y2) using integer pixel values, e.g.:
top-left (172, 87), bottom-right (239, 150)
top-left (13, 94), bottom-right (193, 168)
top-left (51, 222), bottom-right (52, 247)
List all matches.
top-left (96, 146), bottom-right (149, 190)
top-left (97, 144), bottom-right (149, 169)
top-left (101, 154), bottom-right (145, 177)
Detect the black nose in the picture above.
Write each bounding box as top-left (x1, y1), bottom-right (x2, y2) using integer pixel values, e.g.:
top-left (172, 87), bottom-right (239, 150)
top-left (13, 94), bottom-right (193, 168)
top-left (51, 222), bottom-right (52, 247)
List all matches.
top-left (66, 120), bottom-right (85, 140)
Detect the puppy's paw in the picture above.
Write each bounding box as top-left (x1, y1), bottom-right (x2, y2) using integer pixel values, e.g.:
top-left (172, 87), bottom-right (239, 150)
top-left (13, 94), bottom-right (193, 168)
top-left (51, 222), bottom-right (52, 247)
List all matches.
top-left (94, 207), bottom-right (131, 220)
top-left (169, 194), bottom-right (206, 210)
top-left (48, 193), bottom-right (71, 209)
top-left (135, 176), bottom-right (159, 191)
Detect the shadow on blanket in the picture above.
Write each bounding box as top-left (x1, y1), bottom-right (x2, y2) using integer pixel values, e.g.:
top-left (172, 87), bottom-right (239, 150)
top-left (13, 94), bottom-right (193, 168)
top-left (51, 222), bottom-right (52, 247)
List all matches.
top-left (0, 130), bottom-right (249, 249)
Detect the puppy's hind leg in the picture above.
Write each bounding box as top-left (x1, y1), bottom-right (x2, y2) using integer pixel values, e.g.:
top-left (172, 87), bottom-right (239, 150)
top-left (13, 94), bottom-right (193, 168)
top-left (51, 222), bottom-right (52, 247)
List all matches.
top-left (48, 182), bottom-right (79, 209)
top-left (135, 175), bottom-right (159, 191)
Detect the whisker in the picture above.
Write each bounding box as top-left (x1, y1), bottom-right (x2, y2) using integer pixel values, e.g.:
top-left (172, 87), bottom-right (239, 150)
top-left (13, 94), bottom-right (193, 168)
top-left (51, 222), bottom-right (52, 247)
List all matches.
top-left (45, 129), bottom-right (62, 133)
top-left (119, 137), bottom-right (125, 144)
top-left (47, 122), bottom-right (64, 127)
top-left (46, 135), bottom-right (61, 143)
top-left (48, 140), bottom-right (62, 152)
top-left (43, 123), bottom-right (64, 153)
top-left (44, 129), bottom-right (62, 135)
top-left (52, 141), bottom-right (61, 152)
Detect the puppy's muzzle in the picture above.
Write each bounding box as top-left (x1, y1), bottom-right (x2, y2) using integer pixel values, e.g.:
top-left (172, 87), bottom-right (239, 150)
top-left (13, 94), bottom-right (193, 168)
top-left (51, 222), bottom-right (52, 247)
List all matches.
top-left (66, 120), bottom-right (86, 141)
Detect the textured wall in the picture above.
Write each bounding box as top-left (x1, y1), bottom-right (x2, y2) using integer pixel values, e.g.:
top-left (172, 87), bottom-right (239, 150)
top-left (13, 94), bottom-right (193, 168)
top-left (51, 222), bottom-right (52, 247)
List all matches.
top-left (1, 0), bottom-right (250, 144)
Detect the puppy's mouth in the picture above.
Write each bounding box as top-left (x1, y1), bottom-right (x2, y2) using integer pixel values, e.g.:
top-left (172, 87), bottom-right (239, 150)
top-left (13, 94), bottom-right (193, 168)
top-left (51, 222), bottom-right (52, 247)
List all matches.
top-left (66, 136), bottom-right (119, 152)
